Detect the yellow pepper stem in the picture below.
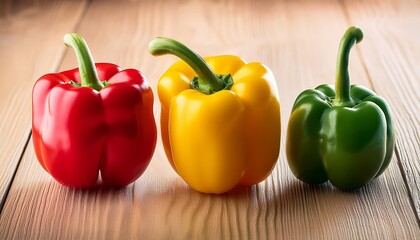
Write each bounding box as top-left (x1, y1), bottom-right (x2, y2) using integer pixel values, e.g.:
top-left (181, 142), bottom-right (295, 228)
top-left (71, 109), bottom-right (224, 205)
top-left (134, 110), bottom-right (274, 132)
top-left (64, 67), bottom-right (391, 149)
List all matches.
top-left (149, 37), bottom-right (233, 95)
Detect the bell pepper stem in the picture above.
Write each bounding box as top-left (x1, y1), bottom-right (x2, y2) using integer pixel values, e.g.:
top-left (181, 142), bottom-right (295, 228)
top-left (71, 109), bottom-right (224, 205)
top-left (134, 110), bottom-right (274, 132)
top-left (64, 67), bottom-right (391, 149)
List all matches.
top-left (64, 33), bottom-right (104, 91)
top-left (334, 26), bottom-right (363, 106)
top-left (149, 37), bottom-right (229, 95)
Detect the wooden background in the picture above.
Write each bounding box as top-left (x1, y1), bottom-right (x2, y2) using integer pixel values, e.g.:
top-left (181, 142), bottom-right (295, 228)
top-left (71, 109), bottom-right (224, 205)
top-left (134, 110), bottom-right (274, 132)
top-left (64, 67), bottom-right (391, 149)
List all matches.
top-left (0, 0), bottom-right (419, 239)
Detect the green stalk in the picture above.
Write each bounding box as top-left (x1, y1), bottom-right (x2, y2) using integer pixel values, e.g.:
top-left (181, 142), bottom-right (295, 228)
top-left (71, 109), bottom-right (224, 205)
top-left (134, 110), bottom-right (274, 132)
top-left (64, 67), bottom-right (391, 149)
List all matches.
top-left (334, 26), bottom-right (363, 106)
top-left (64, 33), bottom-right (104, 91)
top-left (149, 37), bottom-right (232, 95)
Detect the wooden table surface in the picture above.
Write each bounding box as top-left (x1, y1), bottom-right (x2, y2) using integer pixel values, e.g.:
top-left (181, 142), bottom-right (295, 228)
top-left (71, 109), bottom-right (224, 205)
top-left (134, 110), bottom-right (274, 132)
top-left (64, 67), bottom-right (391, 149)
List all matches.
top-left (0, 0), bottom-right (419, 239)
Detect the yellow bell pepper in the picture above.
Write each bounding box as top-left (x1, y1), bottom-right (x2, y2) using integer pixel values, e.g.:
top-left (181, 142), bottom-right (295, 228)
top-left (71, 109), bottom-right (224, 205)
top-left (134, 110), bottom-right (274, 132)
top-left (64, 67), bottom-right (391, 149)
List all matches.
top-left (149, 37), bottom-right (281, 193)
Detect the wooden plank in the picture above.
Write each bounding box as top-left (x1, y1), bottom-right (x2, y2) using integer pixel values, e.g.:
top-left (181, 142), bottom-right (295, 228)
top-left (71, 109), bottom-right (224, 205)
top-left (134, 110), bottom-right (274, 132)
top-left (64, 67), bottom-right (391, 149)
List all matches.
top-left (1, 0), bottom-right (419, 239)
top-left (0, 1), bottom-right (88, 207)
top-left (343, 0), bottom-right (420, 222)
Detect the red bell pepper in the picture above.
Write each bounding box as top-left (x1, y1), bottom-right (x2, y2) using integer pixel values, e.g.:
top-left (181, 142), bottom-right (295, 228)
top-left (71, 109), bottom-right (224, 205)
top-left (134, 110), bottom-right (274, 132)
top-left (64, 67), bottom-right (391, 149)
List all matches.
top-left (32, 33), bottom-right (157, 188)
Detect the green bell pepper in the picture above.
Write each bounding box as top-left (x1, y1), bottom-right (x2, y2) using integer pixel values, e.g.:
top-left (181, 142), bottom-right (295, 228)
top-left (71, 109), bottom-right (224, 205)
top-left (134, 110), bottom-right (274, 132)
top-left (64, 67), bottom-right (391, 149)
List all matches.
top-left (286, 26), bottom-right (395, 191)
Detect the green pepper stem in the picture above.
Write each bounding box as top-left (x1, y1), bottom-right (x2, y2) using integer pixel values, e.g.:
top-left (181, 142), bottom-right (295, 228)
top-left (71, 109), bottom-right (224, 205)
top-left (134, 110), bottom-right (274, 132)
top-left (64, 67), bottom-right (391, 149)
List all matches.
top-left (64, 33), bottom-right (104, 91)
top-left (148, 37), bottom-right (226, 95)
top-left (334, 26), bottom-right (363, 106)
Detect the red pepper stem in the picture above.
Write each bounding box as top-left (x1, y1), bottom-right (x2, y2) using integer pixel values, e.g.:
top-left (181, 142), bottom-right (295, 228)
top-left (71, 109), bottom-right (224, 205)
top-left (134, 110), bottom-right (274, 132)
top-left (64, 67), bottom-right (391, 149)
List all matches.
top-left (64, 33), bottom-right (104, 91)
top-left (334, 26), bottom-right (363, 106)
top-left (148, 37), bottom-right (228, 95)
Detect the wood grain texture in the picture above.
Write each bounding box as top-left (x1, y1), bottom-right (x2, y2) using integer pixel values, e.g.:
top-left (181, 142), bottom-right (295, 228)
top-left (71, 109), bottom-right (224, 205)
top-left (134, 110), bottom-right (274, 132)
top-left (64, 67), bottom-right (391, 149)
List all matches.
top-left (0, 0), bottom-right (87, 206)
top-left (0, 0), bottom-right (419, 239)
top-left (343, 0), bottom-right (420, 222)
